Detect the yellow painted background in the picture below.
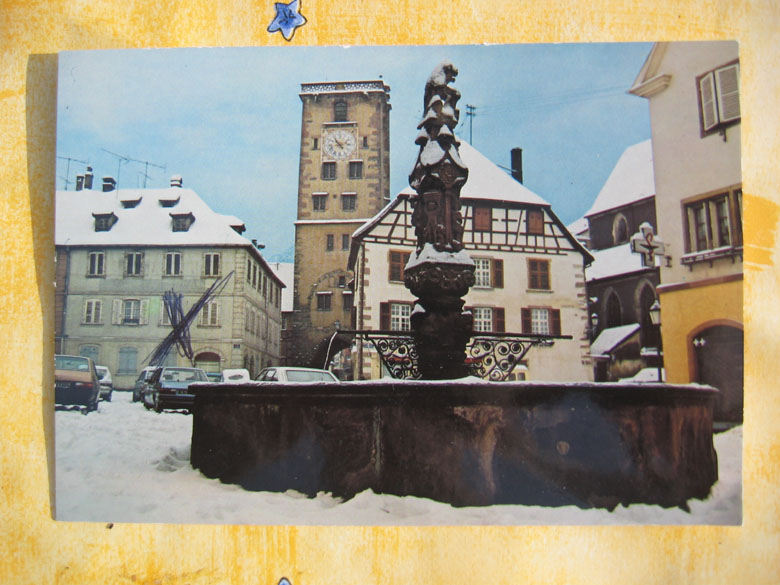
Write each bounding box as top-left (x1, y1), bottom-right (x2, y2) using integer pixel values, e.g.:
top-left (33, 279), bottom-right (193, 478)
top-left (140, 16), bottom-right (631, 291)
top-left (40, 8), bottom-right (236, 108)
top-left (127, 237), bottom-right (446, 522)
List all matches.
top-left (2, 1), bottom-right (779, 583)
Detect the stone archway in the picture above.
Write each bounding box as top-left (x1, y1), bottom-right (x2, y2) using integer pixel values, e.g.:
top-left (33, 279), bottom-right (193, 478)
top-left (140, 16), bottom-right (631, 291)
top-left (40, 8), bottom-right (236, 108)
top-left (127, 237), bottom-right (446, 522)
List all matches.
top-left (691, 324), bottom-right (743, 423)
top-left (194, 351), bottom-right (221, 373)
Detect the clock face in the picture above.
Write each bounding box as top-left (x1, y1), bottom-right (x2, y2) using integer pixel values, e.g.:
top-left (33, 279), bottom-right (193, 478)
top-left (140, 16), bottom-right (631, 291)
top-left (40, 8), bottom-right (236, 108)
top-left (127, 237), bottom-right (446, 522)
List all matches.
top-left (323, 128), bottom-right (357, 160)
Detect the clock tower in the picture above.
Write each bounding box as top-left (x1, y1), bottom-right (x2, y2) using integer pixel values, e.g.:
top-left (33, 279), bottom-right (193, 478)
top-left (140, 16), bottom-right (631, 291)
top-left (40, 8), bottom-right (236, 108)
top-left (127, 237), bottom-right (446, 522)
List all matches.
top-left (286, 80), bottom-right (391, 368)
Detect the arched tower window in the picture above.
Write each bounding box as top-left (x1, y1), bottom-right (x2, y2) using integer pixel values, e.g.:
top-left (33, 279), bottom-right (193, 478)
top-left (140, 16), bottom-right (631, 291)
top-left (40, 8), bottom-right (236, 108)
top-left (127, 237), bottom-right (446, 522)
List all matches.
top-left (606, 293), bottom-right (622, 328)
top-left (334, 100), bottom-right (348, 122)
top-left (613, 214), bottom-right (629, 245)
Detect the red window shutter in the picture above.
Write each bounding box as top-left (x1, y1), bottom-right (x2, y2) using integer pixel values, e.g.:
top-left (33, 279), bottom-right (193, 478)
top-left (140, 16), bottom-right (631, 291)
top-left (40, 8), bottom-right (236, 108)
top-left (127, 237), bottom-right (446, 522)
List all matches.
top-left (380, 302), bottom-right (390, 330)
top-left (551, 309), bottom-right (561, 336)
top-left (494, 308), bottom-right (505, 333)
top-left (492, 259), bottom-right (504, 288)
top-left (521, 308), bottom-right (531, 334)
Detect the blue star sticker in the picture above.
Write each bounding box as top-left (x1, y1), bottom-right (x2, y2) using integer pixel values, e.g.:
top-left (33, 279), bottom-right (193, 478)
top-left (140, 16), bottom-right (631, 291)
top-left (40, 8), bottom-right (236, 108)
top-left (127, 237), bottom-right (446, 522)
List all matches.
top-left (267, 0), bottom-right (307, 41)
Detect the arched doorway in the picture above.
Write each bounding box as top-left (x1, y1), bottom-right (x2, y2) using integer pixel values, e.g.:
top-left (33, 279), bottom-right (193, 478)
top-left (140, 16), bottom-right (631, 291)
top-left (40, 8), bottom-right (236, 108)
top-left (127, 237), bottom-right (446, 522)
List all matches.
top-left (194, 351), bottom-right (221, 373)
top-left (692, 325), bottom-right (743, 423)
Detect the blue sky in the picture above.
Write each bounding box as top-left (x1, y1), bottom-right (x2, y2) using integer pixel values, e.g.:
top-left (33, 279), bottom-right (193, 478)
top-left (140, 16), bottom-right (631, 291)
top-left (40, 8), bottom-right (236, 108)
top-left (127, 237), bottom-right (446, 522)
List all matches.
top-left (56, 43), bottom-right (653, 261)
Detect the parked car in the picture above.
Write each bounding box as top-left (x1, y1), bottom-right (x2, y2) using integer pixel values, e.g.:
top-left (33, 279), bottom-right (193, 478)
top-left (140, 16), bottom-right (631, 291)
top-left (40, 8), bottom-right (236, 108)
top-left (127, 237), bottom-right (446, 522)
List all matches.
top-left (142, 366), bottom-right (208, 413)
top-left (54, 354), bottom-right (100, 413)
top-left (133, 366), bottom-right (156, 402)
top-left (205, 372), bottom-right (221, 383)
top-left (95, 365), bottom-right (113, 401)
top-left (255, 367), bottom-right (338, 383)
top-left (220, 368), bottom-right (251, 383)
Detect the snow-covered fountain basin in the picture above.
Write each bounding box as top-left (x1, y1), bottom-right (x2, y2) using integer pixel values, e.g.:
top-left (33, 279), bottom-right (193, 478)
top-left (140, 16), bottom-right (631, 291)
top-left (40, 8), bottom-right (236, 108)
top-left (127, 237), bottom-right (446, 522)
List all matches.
top-left (190, 379), bottom-right (718, 510)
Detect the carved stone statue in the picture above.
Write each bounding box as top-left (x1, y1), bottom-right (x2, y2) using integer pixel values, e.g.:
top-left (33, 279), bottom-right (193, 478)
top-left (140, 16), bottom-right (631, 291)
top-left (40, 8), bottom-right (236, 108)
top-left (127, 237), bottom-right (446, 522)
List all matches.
top-left (404, 61), bottom-right (475, 379)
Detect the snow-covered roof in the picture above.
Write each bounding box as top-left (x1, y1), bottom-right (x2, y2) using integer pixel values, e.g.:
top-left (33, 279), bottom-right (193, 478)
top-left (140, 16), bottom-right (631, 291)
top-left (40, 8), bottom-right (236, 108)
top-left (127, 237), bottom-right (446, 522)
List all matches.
top-left (591, 323), bottom-right (641, 357)
top-left (400, 140), bottom-right (549, 206)
top-left (567, 217), bottom-right (589, 238)
top-left (584, 140), bottom-right (655, 218)
top-left (56, 186), bottom-right (253, 247)
top-left (269, 262), bottom-right (294, 313)
top-left (585, 242), bottom-right (659, 281)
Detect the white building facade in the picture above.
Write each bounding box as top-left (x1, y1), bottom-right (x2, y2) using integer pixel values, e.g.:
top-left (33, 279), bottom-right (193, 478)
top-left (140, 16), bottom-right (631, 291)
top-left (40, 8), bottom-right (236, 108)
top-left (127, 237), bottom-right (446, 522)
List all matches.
top-left (55, 176), bottom-right (284, 389)
top-left (348, 142), bottom-right (594, 382)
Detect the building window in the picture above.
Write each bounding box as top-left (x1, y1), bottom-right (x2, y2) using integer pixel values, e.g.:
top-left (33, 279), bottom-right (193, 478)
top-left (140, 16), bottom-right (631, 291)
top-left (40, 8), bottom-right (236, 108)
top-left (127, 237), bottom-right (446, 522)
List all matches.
top-left (522, 307), bottom-right (561, 336)
top-left (262, 274), bottom-right (268, 298)
top-left (125, 252), bottom-right (143, 276)
top-left (322, 162), bottom-right (336, 180)
top-left (527, 258), bottom-right (550, 290)
top-left (474, 258), bottom-right (505, 288)
top-left (473, 206), bottom-right (492, 232)
top-left (380, 301), bottom-right (411, 331)
top-left (80, 345), bottom-right (99, 363)
top-left (388, 250), bottom-right (411, 282)
top-left (334, 100), bottom-right (348, 122)
top-left (312, 193), bottom-right (328, 211)
top-left (93, 213), bottom-right (117, 232)
top-left (199, 300), bottom-right (220, 326)
top-left (342, 291), bottom-right (354, 310)
top-left (83, 299), bottom-right (103, 324)
top-left (341, 234), bottom-right (350, 251)
top-left (527, 210), bottom-right (545, 235)
top-left (349, 161), bottom-right (363, 179)
top-left (164, 252), bottom-right (182, 276)
top-left (316, 292), bottom-right (332, 311)
top-left (123, 299), bottom-right (141, 324)
top-left (342, 193), bottom-right (357, 211)
top-left (204, 252), bottom-right (220, 277)
top-left (312, 137), bottom-right (319, 150)
top-left (683, 188), bottom-right (743, 254)
top-left (697, 61), bottom-right (740, 135)
top-left (170, 213), bottom-right (195, 232)
top-left (326, 234), bottom-right (334, 251)
top-left (613, 214), bottom-right (629, 245)
top-left (471, 307), bottom-right (506, 333)
top-left (362, 136), bottom-right (368, 148)
top-left (118, 346), bottom-right (138, 374)
top-left (606, 293), bottom-right (622, 328)
top-left (87, 251), bottom-right (105, 276)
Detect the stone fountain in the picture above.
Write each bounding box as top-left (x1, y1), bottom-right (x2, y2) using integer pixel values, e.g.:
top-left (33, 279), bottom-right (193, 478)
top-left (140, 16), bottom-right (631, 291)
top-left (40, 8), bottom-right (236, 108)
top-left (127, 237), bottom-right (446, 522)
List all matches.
top-left (189, 63), bottom-right (719, 511)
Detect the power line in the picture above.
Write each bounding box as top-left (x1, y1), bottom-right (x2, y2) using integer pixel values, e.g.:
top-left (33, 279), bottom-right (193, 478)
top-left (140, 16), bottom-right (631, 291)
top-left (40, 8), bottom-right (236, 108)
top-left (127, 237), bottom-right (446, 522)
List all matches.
top-left (101, 148), bottom-right (166, 189)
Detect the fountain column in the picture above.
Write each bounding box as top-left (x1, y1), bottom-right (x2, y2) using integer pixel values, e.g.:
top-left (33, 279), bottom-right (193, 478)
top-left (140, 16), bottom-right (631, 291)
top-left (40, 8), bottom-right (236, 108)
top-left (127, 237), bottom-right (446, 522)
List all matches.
top-left (404, 61), bottom-right (475, 379)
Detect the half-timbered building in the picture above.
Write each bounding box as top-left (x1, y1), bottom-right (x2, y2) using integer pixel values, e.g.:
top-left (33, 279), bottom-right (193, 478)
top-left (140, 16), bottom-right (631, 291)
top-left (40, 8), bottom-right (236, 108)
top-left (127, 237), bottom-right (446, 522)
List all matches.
top-left (347, 141), bottom-right (594, 381)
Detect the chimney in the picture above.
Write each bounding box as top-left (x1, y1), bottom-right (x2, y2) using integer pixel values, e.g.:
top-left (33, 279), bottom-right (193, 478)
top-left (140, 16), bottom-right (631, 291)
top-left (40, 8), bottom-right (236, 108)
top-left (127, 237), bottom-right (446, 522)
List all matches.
top-left (75, 175), bottom-right (85, 191)
top-left (170, 175), bottom-right (183, 188)
top-left (511, 148), bottom-right (523, 183)
top-left (102, 176), bottom-right (116, 192)
top-left (84, 166), bottom-right (94, 189)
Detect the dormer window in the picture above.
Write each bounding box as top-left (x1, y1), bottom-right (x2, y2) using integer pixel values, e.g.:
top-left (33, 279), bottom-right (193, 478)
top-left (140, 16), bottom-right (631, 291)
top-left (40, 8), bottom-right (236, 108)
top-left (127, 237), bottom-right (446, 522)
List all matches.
top-left (93, 212), bottom-right (118, 232)
top-left (159, 196), bottom-right (180, 208)
top-left (120, 197), bottom-right (142, 209)
top-left (170, 212), bottom-right (195, 232)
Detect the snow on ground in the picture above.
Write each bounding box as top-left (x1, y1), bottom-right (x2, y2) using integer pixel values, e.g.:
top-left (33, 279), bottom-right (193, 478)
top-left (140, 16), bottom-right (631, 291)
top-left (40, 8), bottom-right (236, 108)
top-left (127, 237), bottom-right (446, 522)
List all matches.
top-left (55, 391), bottom-right (742, 525)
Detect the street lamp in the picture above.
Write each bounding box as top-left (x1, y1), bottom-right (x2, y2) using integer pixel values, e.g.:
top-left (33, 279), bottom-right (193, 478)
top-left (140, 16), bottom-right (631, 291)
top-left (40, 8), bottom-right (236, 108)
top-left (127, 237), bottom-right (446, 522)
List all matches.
top-left (648, 300), bottom-right (663, 382)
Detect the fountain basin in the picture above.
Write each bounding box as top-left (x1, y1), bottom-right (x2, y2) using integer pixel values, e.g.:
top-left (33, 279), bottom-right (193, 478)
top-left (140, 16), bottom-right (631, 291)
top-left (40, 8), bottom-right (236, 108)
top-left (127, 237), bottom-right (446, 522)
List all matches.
top-left (190, 380), bottom-right (718, 510)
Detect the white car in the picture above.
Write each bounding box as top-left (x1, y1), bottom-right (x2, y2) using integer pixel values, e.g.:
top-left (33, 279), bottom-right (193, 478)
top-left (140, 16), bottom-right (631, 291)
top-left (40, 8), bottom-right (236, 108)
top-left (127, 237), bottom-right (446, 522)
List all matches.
top-left (220, 368), bottom-right (251, 383)
top-left (95, 365), bottom-right (113, 401)
top-left (255, 367), bottom-right (338, 383)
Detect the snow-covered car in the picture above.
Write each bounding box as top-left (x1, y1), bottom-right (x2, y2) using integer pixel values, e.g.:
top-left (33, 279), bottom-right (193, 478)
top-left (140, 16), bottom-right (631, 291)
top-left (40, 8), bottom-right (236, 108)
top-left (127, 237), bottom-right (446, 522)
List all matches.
top-left (95, 365), bottom-right (113, 401)
top-left (55, 354), bottom-right (100, 413)
top-left (133, 366), bottom-right (156, 402)
top-left (220, 368), bottom-right (251, 383)
top-left (143, 366), bottom-right (209, 413)
top-left (254, 367), bottom-right (338, 383)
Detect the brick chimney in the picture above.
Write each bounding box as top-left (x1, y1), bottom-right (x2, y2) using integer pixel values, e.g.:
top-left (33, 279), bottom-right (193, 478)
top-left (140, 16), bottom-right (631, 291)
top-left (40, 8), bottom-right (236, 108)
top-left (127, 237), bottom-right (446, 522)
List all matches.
top-left (84, 166), bottom-right (94, 189)
top-left (102, 176), bottom-right (116, 192)
top-left (511, 148), bottom-right (523, 183)
top-left (75, 175), bottom-right (84, 191)
top-left (170, 175), bottom-right (183, 188)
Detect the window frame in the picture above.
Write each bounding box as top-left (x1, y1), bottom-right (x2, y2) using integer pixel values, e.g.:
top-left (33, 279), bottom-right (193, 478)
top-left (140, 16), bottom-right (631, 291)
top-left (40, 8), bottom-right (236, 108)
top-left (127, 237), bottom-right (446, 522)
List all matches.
top-left (527, 258), bottom-right (551, 291)
top-left (682, 185), bottom-right (743, 259)
top-left (316, 291), bottom-right (332, 311)
top-left (203, 252), bottom-right (221, 277)
top-left (527, 209), bottom-right (545, 235)
top-left (380, 301), bottom-right (412, 331)
top-left (321, 161), bottom-right (337, 180)
top-left (473, 205), bottom-right (492, 232)
top-left (125, 251), bottom-right (144, 277)
top-left (388, 250), bottom-right (411, 282)
top-left (334, 100), bottom-right (348, 122)
top-left (164, 251), bottom-right (182, 277)
top-left (83, 299), bottom-right (103, 325)
top-left (348, 160), bottom-right (363, 180)
top-left (326, 234), bottom-right (334, 252)
top-left (341, 193), bottom-right (357, 211)
top-left (696, 60), bottom-right (740, 137)
top-left (521, 307), bottom-right (561, 336)
top-left (87, 251), bottom-right (105, 277)
top-left (199, 300), bottom-right (220, 327)
top-left (312, 193), bottom-right (328, 211)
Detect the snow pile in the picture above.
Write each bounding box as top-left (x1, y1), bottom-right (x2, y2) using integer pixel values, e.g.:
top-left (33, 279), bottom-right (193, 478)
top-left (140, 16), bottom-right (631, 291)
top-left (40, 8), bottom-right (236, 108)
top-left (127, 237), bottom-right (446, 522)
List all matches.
top-left (55, 392), bottom-right (741, 525)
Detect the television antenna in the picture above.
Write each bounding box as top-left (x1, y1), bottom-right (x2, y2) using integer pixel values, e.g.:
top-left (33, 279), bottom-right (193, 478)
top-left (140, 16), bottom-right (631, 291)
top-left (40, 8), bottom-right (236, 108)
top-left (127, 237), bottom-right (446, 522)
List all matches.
top-left (101, 149), bottom-right (166, 188)
top-left (57, 155), bottom-right (89, 190)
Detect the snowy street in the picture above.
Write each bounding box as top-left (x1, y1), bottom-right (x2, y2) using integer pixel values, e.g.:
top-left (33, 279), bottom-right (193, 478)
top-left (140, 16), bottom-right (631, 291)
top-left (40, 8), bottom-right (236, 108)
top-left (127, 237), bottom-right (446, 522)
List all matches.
top-left (55, 391), bottom-right (742, 525)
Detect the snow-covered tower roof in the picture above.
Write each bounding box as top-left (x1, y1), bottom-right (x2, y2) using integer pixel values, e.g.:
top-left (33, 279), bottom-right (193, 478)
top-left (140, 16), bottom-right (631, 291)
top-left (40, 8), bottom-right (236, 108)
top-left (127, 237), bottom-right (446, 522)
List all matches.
top-left (584, 140), bottom-right (655, 218)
